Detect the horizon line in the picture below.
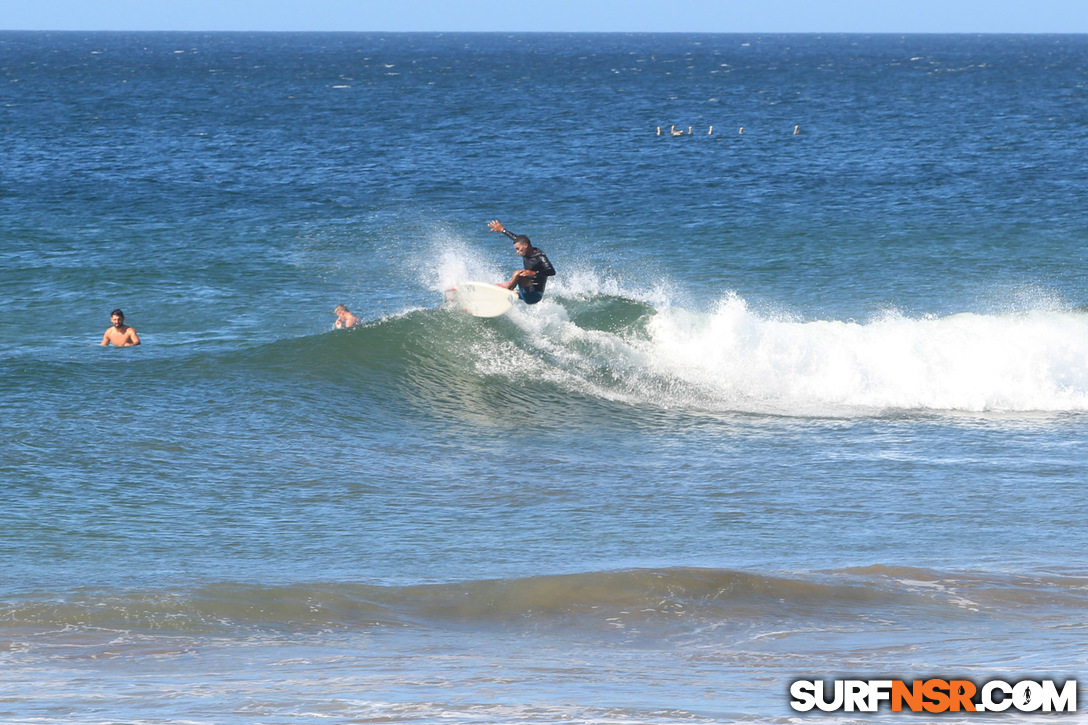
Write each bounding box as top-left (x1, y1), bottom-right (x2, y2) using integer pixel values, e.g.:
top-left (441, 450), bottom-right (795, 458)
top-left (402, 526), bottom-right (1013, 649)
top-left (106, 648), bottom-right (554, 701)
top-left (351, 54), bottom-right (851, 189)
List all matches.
top-left (3, 29), bottom-right (1088, 35)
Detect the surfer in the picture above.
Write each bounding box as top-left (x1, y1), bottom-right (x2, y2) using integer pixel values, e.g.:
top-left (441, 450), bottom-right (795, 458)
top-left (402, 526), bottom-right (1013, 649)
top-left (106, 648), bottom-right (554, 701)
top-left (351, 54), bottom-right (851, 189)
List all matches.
top-left (100, 309), bottom-right (140, 347)
top-left (333, 304), bottom-right (360, 329)
top-left (488, 219), bottom-right (556, 305)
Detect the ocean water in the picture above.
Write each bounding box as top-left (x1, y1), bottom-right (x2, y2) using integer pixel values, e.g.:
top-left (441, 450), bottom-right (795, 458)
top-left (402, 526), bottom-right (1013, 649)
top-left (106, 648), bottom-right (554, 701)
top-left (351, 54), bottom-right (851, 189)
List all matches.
top-left (2, 31), bottom-right (1088, 723)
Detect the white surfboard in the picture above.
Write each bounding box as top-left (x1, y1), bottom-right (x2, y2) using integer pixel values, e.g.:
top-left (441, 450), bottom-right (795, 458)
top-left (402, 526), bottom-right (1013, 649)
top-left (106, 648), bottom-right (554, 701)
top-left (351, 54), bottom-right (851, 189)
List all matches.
top-left (444, 281), bottom-right (518, 318)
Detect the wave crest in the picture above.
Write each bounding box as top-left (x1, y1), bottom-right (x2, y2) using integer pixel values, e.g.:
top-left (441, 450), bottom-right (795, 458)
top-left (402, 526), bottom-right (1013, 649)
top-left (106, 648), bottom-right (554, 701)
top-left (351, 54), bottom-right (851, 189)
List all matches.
top-left (166, 289), bottom-right (1088, 419)
top-left (7, 566), bottom-right (1087, 639)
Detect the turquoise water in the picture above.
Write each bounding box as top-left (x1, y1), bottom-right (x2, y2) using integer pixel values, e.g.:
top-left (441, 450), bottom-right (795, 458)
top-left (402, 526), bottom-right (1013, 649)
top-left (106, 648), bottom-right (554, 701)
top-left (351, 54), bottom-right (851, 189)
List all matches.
top-left (2, 31), bottom-right (1088, 723)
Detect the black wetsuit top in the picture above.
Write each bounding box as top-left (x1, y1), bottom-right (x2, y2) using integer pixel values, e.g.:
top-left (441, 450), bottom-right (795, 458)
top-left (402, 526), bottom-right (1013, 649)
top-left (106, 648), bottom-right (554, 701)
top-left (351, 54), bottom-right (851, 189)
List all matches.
top-left (521, 248), bottom-right (556, 294)
top-left (501, 229), bottom-right (556, 294)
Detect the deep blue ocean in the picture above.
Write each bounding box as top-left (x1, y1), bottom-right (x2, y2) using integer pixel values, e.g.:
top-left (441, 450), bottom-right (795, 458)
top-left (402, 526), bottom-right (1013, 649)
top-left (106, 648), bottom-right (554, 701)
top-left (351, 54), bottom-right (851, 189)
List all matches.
top-left (2, 31), bottom-right (1088, 723)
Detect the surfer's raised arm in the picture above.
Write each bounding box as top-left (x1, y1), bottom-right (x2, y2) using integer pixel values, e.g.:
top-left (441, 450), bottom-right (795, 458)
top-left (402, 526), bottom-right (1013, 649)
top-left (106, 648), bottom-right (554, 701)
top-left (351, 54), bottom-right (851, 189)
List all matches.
top-left (488, 219), bottom-right (518, 242)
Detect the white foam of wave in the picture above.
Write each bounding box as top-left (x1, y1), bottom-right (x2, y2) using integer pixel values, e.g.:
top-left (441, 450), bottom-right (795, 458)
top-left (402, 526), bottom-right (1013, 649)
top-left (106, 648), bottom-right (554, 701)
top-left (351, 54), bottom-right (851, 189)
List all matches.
top-left (424, 231), bottom-right (509, 294)
top-left (549, 263), bottom-right (681, 310)
top-left (503, 290), bottom-right (1088, 416)
top-left (428, 239), bottom-right (1088, 416)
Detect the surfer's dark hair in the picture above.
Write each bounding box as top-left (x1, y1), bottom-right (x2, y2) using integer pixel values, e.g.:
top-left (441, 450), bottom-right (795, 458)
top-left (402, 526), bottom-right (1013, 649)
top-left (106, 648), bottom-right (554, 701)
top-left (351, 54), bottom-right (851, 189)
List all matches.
top-left (513, 235), bottom-right (531, 246)
top-left (111, 308), bottom-right (124, 319)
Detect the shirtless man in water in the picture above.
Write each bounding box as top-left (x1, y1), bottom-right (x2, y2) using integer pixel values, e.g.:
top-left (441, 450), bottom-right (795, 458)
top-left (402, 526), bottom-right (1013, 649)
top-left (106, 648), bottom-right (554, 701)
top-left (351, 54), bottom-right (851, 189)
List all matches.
top-left (100, 309), bottom-right (140, 346)
top-left (334, 304), bottom-right (360, 329)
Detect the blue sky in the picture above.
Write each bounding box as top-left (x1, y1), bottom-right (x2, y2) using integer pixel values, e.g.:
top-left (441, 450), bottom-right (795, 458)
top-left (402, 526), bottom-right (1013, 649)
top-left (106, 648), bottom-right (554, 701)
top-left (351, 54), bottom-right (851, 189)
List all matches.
top-left (2, 0), bottom-right (1086, 33)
